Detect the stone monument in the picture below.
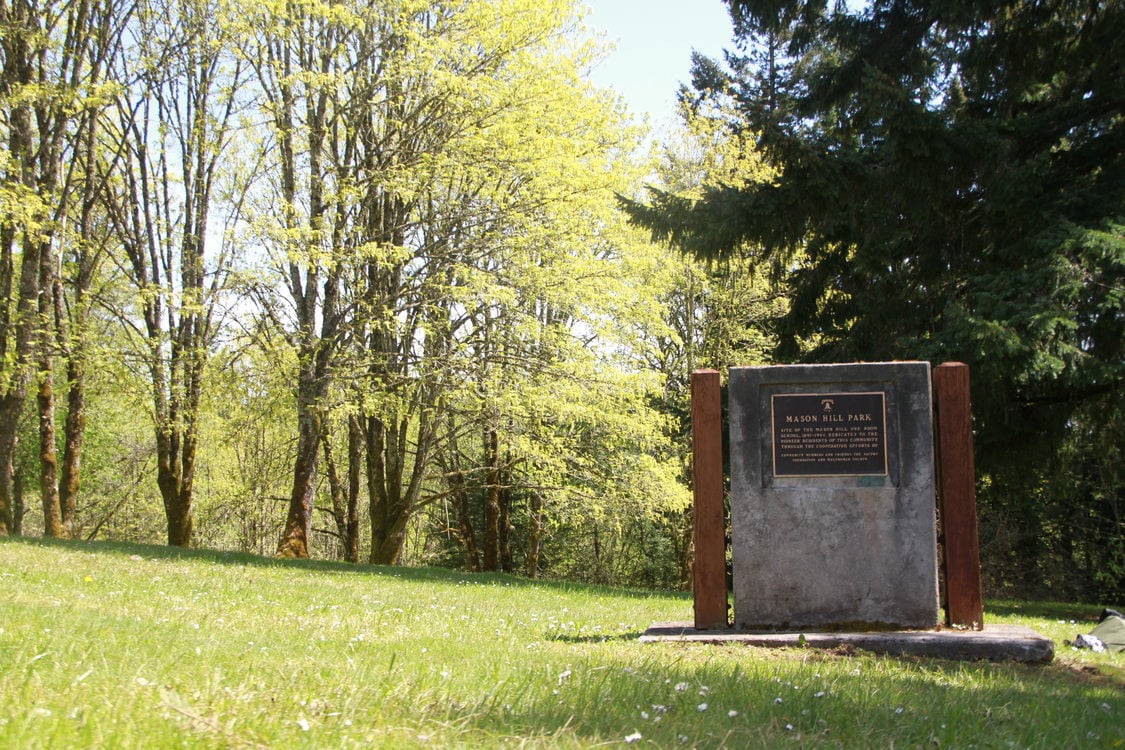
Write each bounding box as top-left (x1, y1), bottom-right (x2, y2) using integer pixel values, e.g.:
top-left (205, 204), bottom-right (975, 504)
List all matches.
top-left (729, 362), bottom-right (939, 630)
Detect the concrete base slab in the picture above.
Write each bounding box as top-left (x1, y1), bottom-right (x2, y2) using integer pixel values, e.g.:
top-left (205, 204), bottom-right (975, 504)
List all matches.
top-left (640, 622), bottom-right (1054, 663)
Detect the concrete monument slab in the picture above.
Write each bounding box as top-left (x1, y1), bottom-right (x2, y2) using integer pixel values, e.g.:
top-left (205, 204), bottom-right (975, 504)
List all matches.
top-left (639, 623), bottom-right (1054, 663)
top-left (729, 362), bottom-right (939, 630)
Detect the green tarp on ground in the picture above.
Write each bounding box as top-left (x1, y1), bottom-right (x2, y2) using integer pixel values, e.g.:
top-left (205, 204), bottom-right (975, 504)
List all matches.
top-left (1089, 613), bottom-right (1125, 653)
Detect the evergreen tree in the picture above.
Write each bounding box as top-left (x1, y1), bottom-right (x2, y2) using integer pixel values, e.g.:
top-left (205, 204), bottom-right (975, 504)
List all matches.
top-left (626, 0), bottom-right (1123, 598)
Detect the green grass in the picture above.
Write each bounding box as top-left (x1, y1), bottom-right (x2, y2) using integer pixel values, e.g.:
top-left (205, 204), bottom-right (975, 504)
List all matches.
top-left (1, 537), bottom-right (1121, 749)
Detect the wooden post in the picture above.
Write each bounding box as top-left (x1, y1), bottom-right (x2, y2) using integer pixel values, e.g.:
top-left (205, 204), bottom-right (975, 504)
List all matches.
top-left (933, 362), bottom-right (985, 629)
top-left (691, 369), bottom-right (727, 629)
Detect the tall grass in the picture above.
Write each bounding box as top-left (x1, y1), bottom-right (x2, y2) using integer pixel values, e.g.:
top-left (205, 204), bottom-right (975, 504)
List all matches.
top-left (1, 537), bottom-right (1120, 748)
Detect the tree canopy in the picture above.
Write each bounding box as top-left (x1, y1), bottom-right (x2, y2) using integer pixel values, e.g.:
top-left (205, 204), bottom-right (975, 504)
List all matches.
top-left (627, 0), bottom-right (1123, 598)
top-left (0, 0), bottom-right (702, 589)
top-left (3, 0), bottom-right (1121, 598)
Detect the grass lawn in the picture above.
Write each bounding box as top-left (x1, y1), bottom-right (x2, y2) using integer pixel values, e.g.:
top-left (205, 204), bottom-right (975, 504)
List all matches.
top-left (1, 537), bottom-right (1121, 748)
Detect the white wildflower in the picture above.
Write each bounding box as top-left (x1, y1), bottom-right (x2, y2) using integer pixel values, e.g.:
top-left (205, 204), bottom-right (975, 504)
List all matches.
top-left (624, 731), bottom-right (642, 744)
top-left (697, 703), bottom-right (708, 712)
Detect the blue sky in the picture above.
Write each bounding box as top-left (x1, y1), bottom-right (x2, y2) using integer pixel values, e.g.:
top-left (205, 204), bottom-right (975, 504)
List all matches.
top-left (582, 0), bottom-right (735, 127)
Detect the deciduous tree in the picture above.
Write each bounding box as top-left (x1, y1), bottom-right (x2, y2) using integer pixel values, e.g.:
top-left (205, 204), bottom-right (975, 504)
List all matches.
top-left (0, 0), bottom-right (130, 537)
top-left (102, 0), bottom-right (249, 546)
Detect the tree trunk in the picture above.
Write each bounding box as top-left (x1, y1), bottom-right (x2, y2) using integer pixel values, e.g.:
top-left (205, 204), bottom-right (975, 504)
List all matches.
top-left (59, 326), bottom-right (87, 535)
top-left (444, 418), bottom-right (480, 571)
top-left (37, 355), bottom-right (63, 538)
top-left (162, 487), bottom-right (194, 547)
top-left (367, 415), bottom-right (407, 564)
top-left (277, 386), bottom-right (320, 558)
top-left (271, 24), bottom-right (340, 559)
top-left (456, 480), bottom-right (481, 572)
top-left (499, 447), bottom-right (513, 573)
top-left (678, 507), bottom-right (693, 590)
top-left (524, 491), bottom-right (543, 578)
top-left (12, 461), bottom-right (24, 536)
top-left (344, 416), bottom-right (362, 563)
top-left (0, 93), bottom-right (40, 536)
top-left (323, 422), bottom-right (347, 559)
top-left (37, 239), bottom-right (64, 538)
top-left (152, 383), bottom-right (193, 548)
top-left (154, 405), bottom-right (192, 547)
top-left (322, 419), bottom-right (361, 562)
top-left (59, 94), bottom-right (103, 538)
top-left (367, 406), bottom-right (436, 565)
top-left (483, 428), bottom-right (500, 571)
top-left (592, 522), bottom-right (602, 582)
top-left (0, 399), bottom-right (23, 536)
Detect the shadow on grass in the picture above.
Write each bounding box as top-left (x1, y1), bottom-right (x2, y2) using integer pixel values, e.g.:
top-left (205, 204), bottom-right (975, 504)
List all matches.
top-left (546, 633), bottom-right (645, 644)
top-left (986, 599), bottom-right (1111, 623)
top-left (466, 637), bottom-right (1125, 749)
top-left (0, 534), bottom-right (688, 602)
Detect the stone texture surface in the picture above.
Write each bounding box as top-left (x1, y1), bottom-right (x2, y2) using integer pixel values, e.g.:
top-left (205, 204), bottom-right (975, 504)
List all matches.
top-left (729, 362), bottom-right (939, 630)
top-left (639, 623), bottom-right (1054, 663)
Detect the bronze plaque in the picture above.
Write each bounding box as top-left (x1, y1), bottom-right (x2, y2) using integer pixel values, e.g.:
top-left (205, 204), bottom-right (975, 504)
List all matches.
top-left (771, 392), bottom-right (888, 476)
